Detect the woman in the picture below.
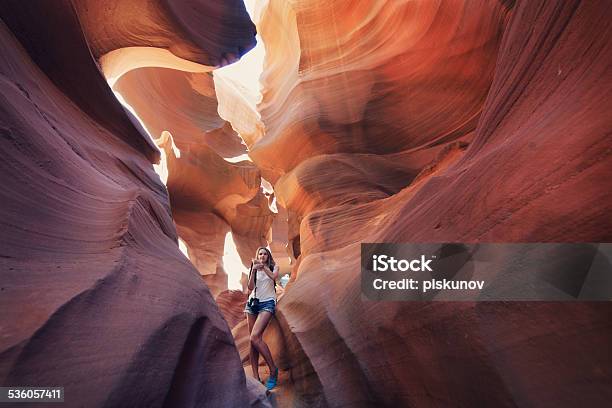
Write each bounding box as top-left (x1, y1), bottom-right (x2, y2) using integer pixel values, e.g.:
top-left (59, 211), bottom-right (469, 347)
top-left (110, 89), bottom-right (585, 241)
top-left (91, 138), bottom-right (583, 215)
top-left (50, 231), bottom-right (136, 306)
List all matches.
top-left (244, 247), bottom-right (279, 390)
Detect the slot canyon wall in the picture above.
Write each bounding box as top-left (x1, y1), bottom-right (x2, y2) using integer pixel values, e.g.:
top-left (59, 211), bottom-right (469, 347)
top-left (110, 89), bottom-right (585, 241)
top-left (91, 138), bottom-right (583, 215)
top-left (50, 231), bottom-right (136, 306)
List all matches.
top-left (112, 66), bottom-right (275, 296)
top-left (0, 0), bottom-right (269, 406)
top-left (217, 0), bottom-right (612, 406)
top-left (0, 0), bottom-right (611, 407)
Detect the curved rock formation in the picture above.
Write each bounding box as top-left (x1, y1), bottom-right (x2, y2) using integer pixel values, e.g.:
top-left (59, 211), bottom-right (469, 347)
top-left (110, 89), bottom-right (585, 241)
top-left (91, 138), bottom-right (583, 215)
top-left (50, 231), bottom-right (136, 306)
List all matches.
top-left (114, 68), bottom-right (245, 156)
top-left (248, 0), bottom-right (511, 183)
top-left (157, 130), bottom-right (273, 295)
top-left (113, 65), bottom-right (273, 293)
top-left (73, 0), bottom-right (257, 67)
top-left (0, 0), bottom-right (160, 162)
top-left (0, 0), bottom-right (259, 405)
top-left (269, 204), bottom-right (293, 276)
top-left (214, 0), bottom-right (612, 406)
top-left (216, 290), bottom-right (248, 330)
top-left (3, 0), bottom-right (611, 406)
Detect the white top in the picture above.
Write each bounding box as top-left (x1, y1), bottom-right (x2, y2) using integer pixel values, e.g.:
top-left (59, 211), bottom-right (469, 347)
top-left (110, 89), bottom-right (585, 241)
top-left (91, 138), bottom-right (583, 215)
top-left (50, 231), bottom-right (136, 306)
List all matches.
top-left (249, 268), bottom-right (276, 302)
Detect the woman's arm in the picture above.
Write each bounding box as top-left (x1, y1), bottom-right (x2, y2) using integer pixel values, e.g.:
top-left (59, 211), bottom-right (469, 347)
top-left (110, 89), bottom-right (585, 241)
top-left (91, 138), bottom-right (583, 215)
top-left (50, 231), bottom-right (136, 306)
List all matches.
top-left (262, 264), bottom-right (279, 282)
top-left (247, 262), bottom-right (256, 291)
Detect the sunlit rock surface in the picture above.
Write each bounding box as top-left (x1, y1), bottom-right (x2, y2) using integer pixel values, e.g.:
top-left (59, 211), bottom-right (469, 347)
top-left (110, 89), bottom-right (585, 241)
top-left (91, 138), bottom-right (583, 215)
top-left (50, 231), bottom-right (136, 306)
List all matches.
top-left (247, 0), bottom-right (511, 183)
top-left (114, 68), bottom-right (245, 156)
top-left (0, 0), bottom-right (258, 406)
top-left (113, 63), bottom-right (274, 294)
top-left (214, 72), bottom-right (265, 151)
top-left (158, 129), bottom-right (272, 292)
top-left (213, 0), bottom-right (612, 406)
top-left (269, 204), bottom-right (293, 276)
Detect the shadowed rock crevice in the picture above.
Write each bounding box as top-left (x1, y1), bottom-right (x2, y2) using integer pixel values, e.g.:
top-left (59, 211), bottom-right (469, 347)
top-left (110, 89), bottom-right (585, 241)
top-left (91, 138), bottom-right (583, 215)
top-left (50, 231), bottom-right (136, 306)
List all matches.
top-left (162, 316), bottom-right (246, 408)
top-left (0, 1), bottom-right (160, 162)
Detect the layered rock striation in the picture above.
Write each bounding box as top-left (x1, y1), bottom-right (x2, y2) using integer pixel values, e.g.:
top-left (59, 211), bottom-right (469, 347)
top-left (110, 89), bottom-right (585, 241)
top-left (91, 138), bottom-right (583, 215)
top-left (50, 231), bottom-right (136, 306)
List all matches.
top-left (74, 0), bottom-right (257, 83)
top-left (2, 0), bottom-right (612, 407)
top-left (0, 1), bottom-right (260, 406)
top-left (214, 0), bottom-right (612, 406)
top-left (113, 66), bottom-right (274, 295)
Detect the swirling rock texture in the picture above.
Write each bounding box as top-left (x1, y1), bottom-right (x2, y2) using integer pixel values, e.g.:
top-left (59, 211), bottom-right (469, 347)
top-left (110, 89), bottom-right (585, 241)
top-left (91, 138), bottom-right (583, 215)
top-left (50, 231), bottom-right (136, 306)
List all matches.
top-left (216, 290), bottom-right (249, 330)
top-left (213, 0), bottom-right (612, 407)
top-left (249, 0), bottom-right (509, 183)
top-left (0, 0), bottom-right (262, 407)
top-left (3, 0), bottom-right (612, 407)
top-left (114, 68), bottom-right (243, 155)
top-left (79, 0), bottom-right (270, 296)
top-left (73, 0), bottom-right (257, 77)
top-left (113, 66), bottom-right (274, 296)
top-left (95, 0), bottom-right (273, 295)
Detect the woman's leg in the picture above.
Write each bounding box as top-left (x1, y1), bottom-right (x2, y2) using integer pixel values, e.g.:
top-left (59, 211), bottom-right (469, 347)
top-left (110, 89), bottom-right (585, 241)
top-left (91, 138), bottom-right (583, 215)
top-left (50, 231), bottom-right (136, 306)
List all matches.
top-left (246, 312), bottom-right (260, 381)
top-left (250, 311), bottom-right (277, 375)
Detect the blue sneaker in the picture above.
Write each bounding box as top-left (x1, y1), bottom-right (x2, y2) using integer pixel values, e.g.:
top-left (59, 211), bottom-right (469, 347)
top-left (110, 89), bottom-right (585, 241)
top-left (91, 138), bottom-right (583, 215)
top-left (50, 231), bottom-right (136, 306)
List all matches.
top-left (266, 368), bottom-right (278, 390)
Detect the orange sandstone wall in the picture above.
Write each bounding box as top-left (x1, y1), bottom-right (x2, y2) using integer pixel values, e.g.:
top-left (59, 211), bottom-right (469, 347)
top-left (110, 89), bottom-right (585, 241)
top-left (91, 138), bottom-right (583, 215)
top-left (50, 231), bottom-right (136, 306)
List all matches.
top-left (223, 0), bottom-right (612, 406)
top-left (113, 67), bottom-right (274, 295)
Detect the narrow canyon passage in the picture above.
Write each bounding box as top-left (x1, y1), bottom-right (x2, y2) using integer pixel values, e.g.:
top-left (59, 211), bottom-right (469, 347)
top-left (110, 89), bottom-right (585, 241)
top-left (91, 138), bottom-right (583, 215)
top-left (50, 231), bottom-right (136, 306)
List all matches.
top-left (1, 1), bottom-right (611, 407)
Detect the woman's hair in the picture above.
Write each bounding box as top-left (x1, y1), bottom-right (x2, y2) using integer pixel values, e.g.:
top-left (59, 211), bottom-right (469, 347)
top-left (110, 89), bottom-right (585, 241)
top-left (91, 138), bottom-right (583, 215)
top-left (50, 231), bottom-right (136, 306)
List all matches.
top-left (255, 247), bottom-right (276, 272)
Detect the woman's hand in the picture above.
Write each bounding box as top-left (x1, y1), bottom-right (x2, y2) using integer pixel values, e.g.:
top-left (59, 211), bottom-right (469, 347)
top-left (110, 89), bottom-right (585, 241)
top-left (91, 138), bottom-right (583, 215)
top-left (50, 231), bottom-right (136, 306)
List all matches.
top-left (261, 264), bottom-right (279, 281)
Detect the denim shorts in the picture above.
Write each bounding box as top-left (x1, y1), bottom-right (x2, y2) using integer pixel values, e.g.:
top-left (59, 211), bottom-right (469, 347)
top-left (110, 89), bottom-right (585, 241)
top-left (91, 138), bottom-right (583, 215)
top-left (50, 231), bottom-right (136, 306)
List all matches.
top-left (244, 299), bottom-right (276, 315)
